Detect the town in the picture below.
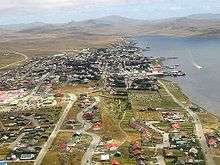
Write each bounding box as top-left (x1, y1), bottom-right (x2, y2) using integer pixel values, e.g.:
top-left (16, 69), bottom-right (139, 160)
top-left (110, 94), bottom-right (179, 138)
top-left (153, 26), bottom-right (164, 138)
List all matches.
top-left (0, 39), bottom-right (217, 165)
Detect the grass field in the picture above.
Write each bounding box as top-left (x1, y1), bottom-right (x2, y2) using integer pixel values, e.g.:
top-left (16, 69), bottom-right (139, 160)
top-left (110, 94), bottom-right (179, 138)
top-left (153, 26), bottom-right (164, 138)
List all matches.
top-left (0, 144), bottom-right (10, 161)
top-left (115, 142), bottom-right (136, 165)
top-left (214, 156), bottom-right (220, 165)
top-left (0, 53), bottom-right (25, 69)
top-left (161, 80), bottom-right (190, 105)
top-left (98, 97), bottom-right (125, 142)
top-left (198, 112), bottom-right (219, 133)
top-left (0, 34), bottom-right (119, 58)
top-left (42, 132), bottom-right (90, 165)
top-left (9, 162), bottom-right (33, 165)
top-left (129, 89), bottom-right (180, 122)
top-left (129, 89), bottom-right (180, 111)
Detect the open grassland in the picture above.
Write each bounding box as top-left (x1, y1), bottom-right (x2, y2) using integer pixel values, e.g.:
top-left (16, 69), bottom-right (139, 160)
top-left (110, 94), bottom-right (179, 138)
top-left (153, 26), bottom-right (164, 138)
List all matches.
top-left (0, 144), bottom-right (10, 161)
top-left (98, 92), bottom-right (141, 143)
top-left (98, 96), bottom-right (126, 143)
top-left (54, 81), bottom-right (99, 96)
top-left (160, 80), bottom-right (190, 106)
top-left (214, 156), bottom-right (220, 165)
top-left (120, 110), bottom-right (141, 142)
top-left (129, 89), bottom-right (180, 110)
top-left (0, 35), bottom-right (119, 58)
top-left (198, 112), bottom-right (219, 133)
top-left (115, 142), bottom-right (136, 165)
top-left (0, 53), bottom-right (25, 69)
top-left (135, 111), bottom-right (163, 121)
top-left (9, 162), bottom-right (33, 165)
top-left (129, 89), bottom-right (180, 122)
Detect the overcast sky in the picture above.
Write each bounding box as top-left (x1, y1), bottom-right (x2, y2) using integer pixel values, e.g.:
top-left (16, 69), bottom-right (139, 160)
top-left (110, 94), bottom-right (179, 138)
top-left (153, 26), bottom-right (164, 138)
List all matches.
top-left (0, 0), bottom-right (220, 25)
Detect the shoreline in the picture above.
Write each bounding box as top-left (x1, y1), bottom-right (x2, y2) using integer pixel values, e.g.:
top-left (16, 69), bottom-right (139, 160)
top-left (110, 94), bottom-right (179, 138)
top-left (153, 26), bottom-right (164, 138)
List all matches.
top-left (134, 34), bottom-right (220, 39)
top-left (135, 35), bottom-right (220, 119)
top-left (171, 78), bottom-right (220, 117)
top-left (161, 78), bottom-right (220, 131)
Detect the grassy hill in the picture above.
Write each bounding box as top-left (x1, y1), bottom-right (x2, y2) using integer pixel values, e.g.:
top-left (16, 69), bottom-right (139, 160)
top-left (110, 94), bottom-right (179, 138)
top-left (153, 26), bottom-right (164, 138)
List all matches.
top-left (0, 14), bottom-right (220, 57)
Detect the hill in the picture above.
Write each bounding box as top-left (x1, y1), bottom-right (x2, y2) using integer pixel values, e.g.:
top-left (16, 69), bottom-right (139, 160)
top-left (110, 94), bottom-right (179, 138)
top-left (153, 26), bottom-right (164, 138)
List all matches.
top-left (0, 14), bottom-right (220, 57)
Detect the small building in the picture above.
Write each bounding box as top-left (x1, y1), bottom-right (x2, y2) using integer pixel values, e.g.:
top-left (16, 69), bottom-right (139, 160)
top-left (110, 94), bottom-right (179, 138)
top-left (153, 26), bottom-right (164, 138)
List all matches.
top-left (100, 154), bottom-right (110, 161)
top-left (20, 153), bottom-right (35, 160)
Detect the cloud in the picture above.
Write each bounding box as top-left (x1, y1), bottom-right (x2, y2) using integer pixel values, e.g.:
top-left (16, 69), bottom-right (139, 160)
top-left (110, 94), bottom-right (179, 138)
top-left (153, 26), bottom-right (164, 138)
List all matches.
top-left (0, 0), bottom-right (165, 12)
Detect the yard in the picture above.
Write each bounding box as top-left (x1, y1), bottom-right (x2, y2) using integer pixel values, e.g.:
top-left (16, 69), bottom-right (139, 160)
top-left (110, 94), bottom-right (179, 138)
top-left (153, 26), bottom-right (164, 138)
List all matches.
top-left (42, 132), bottom-right (91, 165)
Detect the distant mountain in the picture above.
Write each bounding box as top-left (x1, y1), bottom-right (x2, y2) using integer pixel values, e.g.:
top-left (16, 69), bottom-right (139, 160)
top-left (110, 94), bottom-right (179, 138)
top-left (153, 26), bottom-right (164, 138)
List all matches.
top-left (188, 13), bottom-right (220, 20)
top-left (1, 14), bottom-right (220, 57)
top-left (69, 15), bottom-right (145, 26)
top-left (0, 22), bottom-right (49, 31)
top-left (1, 13), bottom-right (220, 38)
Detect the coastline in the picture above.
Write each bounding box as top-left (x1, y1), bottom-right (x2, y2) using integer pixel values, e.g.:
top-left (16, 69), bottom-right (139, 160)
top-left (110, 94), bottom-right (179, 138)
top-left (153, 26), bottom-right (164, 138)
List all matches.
top-left (136, 35), bottom-right (220, 117)
top-left (162, 78), bottom-right (215, 114)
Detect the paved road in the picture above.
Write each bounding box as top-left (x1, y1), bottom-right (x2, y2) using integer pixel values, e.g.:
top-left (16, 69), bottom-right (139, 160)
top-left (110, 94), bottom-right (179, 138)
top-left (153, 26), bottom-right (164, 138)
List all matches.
top-left (76, 97), bottom-right (101, 165)
top-left (158, 80), bottom-right (215, 165)
top-left (81, 131), bottom-right (101, 165)
top-left (0, 51), bottom-right (28, 70)
top-left (34, 94), bottom-right (77, 165)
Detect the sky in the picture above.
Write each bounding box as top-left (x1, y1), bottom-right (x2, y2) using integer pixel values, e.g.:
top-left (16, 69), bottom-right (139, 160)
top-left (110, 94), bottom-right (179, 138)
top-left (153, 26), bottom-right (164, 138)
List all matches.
top-left (0, 0), bottom-right (220, 25)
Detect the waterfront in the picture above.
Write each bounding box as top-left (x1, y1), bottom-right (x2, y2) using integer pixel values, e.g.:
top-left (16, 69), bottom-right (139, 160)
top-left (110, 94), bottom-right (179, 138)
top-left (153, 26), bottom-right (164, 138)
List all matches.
top-left (136, 36), bottom-right (220, 116)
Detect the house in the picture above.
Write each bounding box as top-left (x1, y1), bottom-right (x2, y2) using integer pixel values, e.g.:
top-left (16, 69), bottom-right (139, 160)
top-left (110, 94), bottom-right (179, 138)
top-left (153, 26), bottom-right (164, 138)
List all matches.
top-left (92, 122), bottom-right (101, 131)
top-left (20, 153), bottom-right (35, 160)
top-left (208, 138), bottom-right (217, 148)
top-left (100, 154), bottom-right (110, 161)
top-left (106, 143), bottom-right (118, 151)
top-left (170, 122), bottom-right (180, 130)
top-left (111, 160), bottom-right (120, 165)
top-left (189, 147), bottom-right (198, 155)
top-left (0, 161), bottom-right (7, 165)
top-left (130, 141), bottom-right (142, 157)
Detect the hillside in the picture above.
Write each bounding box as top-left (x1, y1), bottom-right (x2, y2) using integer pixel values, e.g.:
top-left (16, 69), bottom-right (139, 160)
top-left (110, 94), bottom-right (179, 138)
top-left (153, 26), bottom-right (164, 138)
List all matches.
top-left (0, 14), bottom-right (220, 56)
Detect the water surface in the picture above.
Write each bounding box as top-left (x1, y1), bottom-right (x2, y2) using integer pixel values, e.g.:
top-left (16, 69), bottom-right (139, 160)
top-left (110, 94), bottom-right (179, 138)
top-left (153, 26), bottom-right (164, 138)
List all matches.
top-left (136, 36), bottom-right (220, 116)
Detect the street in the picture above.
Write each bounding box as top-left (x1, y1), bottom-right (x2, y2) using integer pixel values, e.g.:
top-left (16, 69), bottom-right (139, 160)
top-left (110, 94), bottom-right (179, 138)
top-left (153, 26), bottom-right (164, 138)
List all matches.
top-left (158, 80), bottom-right (215, 165)
top-left (34, 93), bottom-right (77, 165)
top-left (76, 97), bottom-right (101, 165)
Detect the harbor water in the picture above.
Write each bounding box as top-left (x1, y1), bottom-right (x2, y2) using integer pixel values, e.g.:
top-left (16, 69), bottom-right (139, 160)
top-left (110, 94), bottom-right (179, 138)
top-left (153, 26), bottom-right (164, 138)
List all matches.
top-left (136, 35), bottom-right (220, 116)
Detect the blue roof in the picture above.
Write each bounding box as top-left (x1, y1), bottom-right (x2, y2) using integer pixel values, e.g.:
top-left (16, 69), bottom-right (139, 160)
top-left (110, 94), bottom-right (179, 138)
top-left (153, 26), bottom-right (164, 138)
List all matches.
top-left (0, 161), bottom-right (7, 165)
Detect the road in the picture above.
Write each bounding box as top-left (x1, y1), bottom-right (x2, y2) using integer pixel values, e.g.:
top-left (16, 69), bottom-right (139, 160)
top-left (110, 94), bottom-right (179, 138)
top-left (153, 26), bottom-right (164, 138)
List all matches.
top-left (24, 116), bottom-right (40, 127)
top-left (31, 73), bottom-right (50, 96)
top-left (9, 133), bottom-right (25, 149)
top-left (34, 93), bottom-right (77, 165)
top-left (156, 155), bottom-right (166, 165)
top-left (145, 121), bottom-right (168, 165)
top-left (81, 131), bottom-right (101, 165)
top-left (76, 97), bottom-right (101, 165)
top-left (158, 80), bottom-right (215, 165)
top-left (0, 51), bottom-right (28, 70)
top-left (118, 111), bottom-right (128, 146)
top-left (145, 121), bottom-right (170, 149)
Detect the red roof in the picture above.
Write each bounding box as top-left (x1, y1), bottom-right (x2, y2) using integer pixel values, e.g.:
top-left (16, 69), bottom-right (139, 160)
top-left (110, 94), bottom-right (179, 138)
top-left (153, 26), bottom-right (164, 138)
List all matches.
top-left (111, 160), bottom-right (120, 165)
top-left (106, 143), bottom-right (119, 151)
top-left (208, 138), bottom-right (217, 145)
top-left (171, 122), bottom-right (180, 129)
top-left (131, 141), bottom-right (141, 150)
top-left (132, 149), bottom-right (141, 156)
top-left (92, 122), bottom-right (101, 130)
